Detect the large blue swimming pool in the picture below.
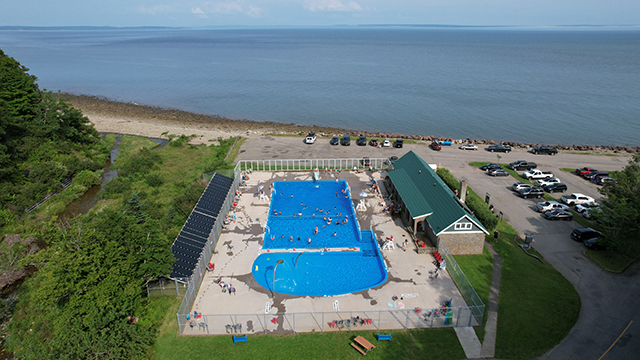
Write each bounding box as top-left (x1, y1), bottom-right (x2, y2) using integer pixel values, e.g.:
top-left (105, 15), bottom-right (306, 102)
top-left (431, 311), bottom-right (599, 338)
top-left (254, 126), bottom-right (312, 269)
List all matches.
top-left (252, 180), bottom-right (388, 296)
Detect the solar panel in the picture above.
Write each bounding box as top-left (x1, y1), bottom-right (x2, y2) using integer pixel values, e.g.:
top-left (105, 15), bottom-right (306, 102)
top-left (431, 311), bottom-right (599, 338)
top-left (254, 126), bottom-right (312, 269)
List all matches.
top-left (171, 265), bottom-right (192, 278)
top-left (170, 173), bottom-right (234, 279)
top-left (172, 245), bottom-right (201, 260)
top-left (174, 237), bottom-right (203, 253)
top-left (179, 230), bottom-right (208, 243)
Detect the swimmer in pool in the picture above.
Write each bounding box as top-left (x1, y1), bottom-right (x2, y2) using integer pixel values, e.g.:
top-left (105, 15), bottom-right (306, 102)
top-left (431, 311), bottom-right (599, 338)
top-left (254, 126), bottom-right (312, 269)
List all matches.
top-left (289, 236), bottom-right (293, 242)
top-left (308, 238), bottom-right (312, 244)
top-left (333, 232), bottom-right (337, 236)
top-left (314, 227), bottom-right (318, 234)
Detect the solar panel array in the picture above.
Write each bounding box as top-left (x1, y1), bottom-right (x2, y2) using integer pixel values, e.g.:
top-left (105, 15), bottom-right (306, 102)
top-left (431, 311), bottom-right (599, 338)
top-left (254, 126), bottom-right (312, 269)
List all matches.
top-left (170, 174), bottom-right (234, 278)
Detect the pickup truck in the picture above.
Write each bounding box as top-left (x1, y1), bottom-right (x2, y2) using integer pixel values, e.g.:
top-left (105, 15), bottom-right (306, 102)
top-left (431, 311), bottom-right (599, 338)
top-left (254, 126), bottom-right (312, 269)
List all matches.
top-left (561, 193), bottom-right (595, 205)
top-left (532, 146), bottom-right (558, 155)
top-left (523, 169), bottom-right (554, 180)
top-left (508, 160), bottom-right (537, 171)
top-left (536, 177), bottom-right (561, 186)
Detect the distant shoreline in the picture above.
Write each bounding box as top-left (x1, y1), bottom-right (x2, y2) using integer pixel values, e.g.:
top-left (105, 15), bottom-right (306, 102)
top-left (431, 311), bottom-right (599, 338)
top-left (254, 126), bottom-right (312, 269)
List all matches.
top-left (60, 93), bottom-right (639, 153)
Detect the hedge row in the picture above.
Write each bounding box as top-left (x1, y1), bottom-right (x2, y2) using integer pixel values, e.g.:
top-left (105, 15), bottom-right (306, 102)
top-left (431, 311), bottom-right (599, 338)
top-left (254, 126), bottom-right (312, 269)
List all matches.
top-left (436, 168), bottom-right (499, 231)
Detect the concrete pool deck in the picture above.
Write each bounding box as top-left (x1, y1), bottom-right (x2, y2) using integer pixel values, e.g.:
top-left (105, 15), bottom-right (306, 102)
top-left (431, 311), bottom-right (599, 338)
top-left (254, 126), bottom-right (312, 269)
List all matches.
top-left (186, 169), bottom-right (473, 335)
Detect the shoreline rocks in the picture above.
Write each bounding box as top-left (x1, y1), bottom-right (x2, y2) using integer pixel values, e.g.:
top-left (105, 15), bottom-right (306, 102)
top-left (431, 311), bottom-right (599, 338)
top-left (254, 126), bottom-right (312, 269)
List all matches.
top-left (60, 93), bottom-right (639, 153)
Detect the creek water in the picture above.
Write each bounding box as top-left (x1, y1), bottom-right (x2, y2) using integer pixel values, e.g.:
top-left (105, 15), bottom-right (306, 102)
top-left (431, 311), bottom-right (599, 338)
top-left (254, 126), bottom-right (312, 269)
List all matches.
top-left (57, 134), bottom-right (169, 222)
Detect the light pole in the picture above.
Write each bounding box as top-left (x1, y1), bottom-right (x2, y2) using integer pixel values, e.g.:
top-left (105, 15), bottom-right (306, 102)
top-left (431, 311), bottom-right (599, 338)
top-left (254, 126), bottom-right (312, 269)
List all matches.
top-left (272, 259), bottom-right (284, 297)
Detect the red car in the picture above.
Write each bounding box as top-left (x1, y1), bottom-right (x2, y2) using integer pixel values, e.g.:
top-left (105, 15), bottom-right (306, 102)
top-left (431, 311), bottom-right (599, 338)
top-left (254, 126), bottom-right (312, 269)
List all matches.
top-left (431, 141), bottom-right (442, 151)
top-left (575, 167), bottom-right (597, 175)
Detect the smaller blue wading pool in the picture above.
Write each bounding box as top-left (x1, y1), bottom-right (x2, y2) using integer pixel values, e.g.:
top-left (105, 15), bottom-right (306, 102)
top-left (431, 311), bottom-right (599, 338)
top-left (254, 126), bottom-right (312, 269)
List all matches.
top-left (252, 180), bottom-right (388, 296)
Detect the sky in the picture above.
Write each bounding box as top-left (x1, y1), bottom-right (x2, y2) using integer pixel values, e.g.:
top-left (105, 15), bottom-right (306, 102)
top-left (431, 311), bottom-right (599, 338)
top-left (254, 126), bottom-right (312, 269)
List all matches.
top-left (2, 0), bottom-right (639, 27)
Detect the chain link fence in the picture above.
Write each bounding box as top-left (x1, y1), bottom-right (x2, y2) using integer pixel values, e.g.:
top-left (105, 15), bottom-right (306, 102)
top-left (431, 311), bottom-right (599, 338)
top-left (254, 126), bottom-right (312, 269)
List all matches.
top-left (438, 241), bottom-right (486, 325)
top-left (178, 304), bottom-right (483, 335)
top-left (171, 159), bottom-right (485, 335)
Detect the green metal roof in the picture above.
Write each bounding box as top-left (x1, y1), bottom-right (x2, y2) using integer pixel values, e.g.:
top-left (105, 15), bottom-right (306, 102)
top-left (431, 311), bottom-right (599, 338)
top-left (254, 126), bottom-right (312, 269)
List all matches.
top-left (387, 151), bottom-right (488, 235)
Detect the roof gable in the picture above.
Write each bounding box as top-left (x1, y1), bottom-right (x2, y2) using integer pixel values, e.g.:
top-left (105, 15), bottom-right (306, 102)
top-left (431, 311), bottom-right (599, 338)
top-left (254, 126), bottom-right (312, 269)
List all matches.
top-left (388, 151), bottom-right (488, 235)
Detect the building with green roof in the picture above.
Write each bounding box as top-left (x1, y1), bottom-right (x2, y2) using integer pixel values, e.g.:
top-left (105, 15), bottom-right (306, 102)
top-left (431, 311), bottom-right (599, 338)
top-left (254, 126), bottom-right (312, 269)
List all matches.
top-left (386, 151), bottom-right (488, 255)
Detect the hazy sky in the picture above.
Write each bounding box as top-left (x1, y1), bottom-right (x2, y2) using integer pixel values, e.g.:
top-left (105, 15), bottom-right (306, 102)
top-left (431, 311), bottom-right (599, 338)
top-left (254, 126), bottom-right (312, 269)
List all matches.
top-left (2, 0), bottom-right (639, 27)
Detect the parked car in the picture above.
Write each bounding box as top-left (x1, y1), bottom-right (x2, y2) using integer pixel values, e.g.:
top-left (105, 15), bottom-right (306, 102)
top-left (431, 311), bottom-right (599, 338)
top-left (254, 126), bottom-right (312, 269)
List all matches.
top-left (543, 183), bottom-right (568, 193)
top-left (369, 138), bottom-right (379, 147)
top-left (543, 210), bottom-right (573, 221)
top-left (576, 202), bottom-right (599, 214)
top-left (488, 169), bottom-right (510, 177)
top-left (481, 163), bottom-right (502, 171)
top-left (532, 146), bottom-right (558, 155)
top-left (304, 132), bottom-right (317, 144)
top-left (486, 144), bottom-right (511, 153)
top-left (582, 170), bottom-right (604, 180)
top-left (430, 141), bottom-right (442, 151)
top-left (575, 167), bottom-right (597, 175)
top-left (508, 160), bottom-right (537, 171)
top-left (536, 201), bottom-right (569, 213)
top-left (511, 182), bottom-right (534, 192)
top-left (518, 187), bottom-right (545, 199)
top-left (561, 193), bottom-right (595, 205)
top-left (595, 176), bottom-right (616, 185)
top-left (583, 207), bottom-right (601, 220)
top-left (583, 237), bottom-right (602, 250)
top-left (394, 139), bottom-right (404, 148)
top-left (356, 135), bottom-right (367, 146)
top-left (571, 227), bottom-right (601, 242)
top-left (536, 177), bottom-right (561, 186)
top-left (459, 143), bottom-right (478, 151)
top-left (522, 169), bottom-right (554, 180)
top-left (330, 136), bottom-right (339, 145)
top-left (590, 172), bottom-right (610, 182)
top-left (361, 157), bottom-right (371, 166)
top-left (384, 156), bottom-right (399, 165)
top-left (382, 138), bottom-right (391, 147)
top-left (341, 134), bottom-right (351, 146)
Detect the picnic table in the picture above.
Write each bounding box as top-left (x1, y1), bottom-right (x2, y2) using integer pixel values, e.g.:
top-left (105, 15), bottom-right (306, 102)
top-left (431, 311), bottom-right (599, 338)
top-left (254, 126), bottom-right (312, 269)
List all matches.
top-left (350, 335), bottom-right (376, 355)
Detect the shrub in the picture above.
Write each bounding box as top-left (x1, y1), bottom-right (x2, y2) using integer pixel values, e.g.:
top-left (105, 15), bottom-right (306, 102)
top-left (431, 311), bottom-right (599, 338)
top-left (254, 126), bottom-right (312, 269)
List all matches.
top-left (145, 173), bottom-right (164, 188)
top-left (103, 177), bottom-right (131, 196)
top-left (74, 169), bottom-right (100, 188)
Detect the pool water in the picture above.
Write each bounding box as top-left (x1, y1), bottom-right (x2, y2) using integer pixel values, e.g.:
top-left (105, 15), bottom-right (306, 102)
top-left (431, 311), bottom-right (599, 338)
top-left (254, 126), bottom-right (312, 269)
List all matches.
top-left (252, 180), bottom-right (388, 296)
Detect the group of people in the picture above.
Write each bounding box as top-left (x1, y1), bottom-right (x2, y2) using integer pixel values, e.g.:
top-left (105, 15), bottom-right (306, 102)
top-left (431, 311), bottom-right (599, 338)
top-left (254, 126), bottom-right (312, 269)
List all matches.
top-left (216, 279), bottom-right (236, 295)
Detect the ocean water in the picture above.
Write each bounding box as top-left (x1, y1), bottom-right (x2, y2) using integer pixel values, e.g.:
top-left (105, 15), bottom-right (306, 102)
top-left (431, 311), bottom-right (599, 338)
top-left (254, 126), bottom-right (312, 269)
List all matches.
top-left (1, 27), bottom-right (639, 146)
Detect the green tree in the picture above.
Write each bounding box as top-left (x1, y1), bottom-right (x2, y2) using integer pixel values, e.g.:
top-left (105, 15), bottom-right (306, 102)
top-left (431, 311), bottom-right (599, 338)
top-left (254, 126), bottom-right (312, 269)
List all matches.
top-left (0, 49), bottom-right (41, 124)
top-left (6, 210), bottom-right (173, 359)
top-left (593, 154), bottom-right (640, 253)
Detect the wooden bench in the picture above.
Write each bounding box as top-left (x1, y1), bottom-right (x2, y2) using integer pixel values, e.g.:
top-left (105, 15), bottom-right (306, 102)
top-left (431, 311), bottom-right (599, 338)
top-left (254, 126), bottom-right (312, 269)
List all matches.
top-left (350, 342), bottom-right (367, 355)
top-left (354, 336), bottom-right (376, 352)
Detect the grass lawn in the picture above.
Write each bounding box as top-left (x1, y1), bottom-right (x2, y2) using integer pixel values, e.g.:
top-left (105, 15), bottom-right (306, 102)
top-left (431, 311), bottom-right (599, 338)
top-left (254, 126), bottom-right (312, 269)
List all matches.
top-left (149, 297), bottom-right (466, 360)
top-left (492, 221), bottom-right (580, 359)
top-left (454, 245), bottom-right (493, 342)
top-left (585, 245), bottom-right (640, 273)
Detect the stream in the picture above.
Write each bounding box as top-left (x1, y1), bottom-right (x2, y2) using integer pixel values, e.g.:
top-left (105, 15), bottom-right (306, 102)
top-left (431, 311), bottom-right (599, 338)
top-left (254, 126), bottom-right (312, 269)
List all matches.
top-left (57, 134), bottom-right (169, 222)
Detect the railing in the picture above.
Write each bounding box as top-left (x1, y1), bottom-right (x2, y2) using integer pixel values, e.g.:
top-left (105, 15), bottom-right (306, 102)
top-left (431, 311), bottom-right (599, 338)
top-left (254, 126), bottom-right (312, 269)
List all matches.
top-left (175, 171), bottom-right (241, 334)
top-left (438, 241), bottom-right (486, 325)
top-left (234, 158), bottom-right (390, 172)
top-left (177, 305), bottom-right (484, 335)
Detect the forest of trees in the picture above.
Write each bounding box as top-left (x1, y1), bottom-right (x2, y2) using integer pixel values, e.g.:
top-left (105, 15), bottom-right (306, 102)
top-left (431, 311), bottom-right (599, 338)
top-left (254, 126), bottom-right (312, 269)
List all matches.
top-left (0, 48), bottom-right (236, 358)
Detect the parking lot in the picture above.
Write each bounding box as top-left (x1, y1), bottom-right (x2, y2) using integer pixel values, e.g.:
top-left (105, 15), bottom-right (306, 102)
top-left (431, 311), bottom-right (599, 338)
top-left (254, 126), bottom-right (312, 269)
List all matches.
top-left (237, 135), bottom-right (640, 359)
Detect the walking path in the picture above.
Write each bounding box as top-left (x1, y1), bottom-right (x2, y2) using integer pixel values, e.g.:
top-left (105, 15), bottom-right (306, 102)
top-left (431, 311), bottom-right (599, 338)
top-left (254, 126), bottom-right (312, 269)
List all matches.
top-left (455, 240), bottom-right (502, 359)
top-left (480, 240), bottom-right (502, 358)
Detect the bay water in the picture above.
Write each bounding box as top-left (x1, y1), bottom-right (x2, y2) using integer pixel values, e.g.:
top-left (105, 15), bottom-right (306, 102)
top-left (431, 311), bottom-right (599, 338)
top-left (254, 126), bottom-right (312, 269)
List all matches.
top-left (1, 27), bottom-right (638, 146)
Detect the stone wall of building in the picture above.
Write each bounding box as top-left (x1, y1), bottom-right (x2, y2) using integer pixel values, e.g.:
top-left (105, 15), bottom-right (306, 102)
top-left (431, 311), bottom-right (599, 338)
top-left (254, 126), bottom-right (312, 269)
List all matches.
top-left (438, 232), bottom-right (485, 255)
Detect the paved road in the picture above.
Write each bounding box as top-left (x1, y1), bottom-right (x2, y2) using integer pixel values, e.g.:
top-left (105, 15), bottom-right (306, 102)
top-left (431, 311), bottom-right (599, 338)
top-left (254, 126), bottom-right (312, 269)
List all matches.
top-left (237, 136), bottom-right (640, 359)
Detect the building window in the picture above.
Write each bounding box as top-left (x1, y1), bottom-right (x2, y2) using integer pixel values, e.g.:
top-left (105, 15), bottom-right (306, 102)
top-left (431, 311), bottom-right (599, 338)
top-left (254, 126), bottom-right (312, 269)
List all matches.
top-left (455, 223), bottom-right (472, 230)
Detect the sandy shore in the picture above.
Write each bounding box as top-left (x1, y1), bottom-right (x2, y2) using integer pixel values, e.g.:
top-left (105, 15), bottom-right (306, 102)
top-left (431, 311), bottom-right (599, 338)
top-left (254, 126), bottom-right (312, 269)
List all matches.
top-left (63, 93), bottom-right (638, 152)
top-left (63, 94), bottom-right (350, 145)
